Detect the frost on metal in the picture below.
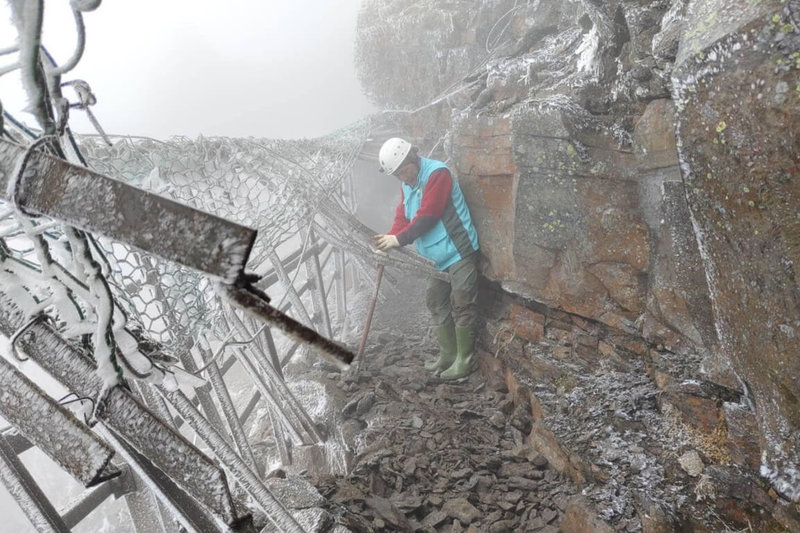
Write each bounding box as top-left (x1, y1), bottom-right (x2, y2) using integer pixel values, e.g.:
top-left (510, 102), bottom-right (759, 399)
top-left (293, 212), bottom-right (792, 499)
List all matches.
top-left (0, 292), bottom-right (239, 524)
top-left (0, 138), bottom-right (256, 282)
top-left (220, 284), bottom-right (354, 369)
top-left (0, 436), bottom-right (69, 533)
top-left (0, 356), bottom-right (119, 488)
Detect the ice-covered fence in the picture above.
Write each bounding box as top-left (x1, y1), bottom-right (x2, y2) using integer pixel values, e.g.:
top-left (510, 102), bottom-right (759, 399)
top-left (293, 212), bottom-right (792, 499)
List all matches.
top-left (0, 130), bottom-right (370, 531)
top-left (1, 1), bottom-right (363, 530)
top-left (77, 130), bottom-right (370, 346)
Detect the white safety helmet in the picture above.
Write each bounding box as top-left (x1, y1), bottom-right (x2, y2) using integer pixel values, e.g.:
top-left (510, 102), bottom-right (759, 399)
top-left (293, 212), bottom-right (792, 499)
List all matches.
top-left (378, 137), bottom-right (412, 175)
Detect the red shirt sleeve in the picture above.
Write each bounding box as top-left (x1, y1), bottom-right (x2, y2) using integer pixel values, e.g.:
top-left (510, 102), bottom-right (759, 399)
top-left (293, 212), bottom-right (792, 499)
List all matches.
top-left (388, 189), bottom-right (410, 235)
top-left (394, 169), bottom-right (453, 246)
top-left (414, 169), bottom-right (452, 219)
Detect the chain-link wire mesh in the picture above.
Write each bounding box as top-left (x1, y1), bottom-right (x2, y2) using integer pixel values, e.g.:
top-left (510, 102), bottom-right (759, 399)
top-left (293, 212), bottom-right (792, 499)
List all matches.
top-left (76, 126), bottom-right (370, 350)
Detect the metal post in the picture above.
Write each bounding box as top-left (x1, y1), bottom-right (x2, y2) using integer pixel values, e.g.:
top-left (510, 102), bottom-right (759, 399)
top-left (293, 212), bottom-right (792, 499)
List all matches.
top-left (0, 138), bottom-right (256, 282)
top-left (228, 346), bottom-right (308, 445)
top-left (269, 408), bottom-right (291, 467)
top-left (159, 389), bottom-right (305, 533)
top-left (357, 264), bottom-right (385, 359)
top-left (221, 285), bottom-right (353, 369)
top-left (123, 473), bottom-right (170, 533)
top-left (178, 348), bottom-right (228, 437)
top-left (60, 472), bottom-right (135, 529)
top-left (201, 346), bottom-right (259, 474)
top-left (0, 436), bottom-right (70, 533)
top-left (0, 295), bottom-right (240, 525)
top-left (302, 229), bottom-right (333, 338)
top-left (268, 249), bottom-right (314, 327)
top-left (0, 357), bottom-right (119, 487)
top-left (334, 249), bottom-right (347, 334)
top-left (219, 313), bottom-right (317, 443)
top-left (96, 425), bottom-right (232, 533)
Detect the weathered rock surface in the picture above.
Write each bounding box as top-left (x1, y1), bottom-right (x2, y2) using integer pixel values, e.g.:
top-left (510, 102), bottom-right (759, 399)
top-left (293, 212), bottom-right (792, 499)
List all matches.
top-left (672, 0), bottom-right (800, 501)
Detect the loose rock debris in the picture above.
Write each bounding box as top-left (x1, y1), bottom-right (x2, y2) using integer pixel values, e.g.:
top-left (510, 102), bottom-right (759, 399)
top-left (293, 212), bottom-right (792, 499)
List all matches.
top-left (307, 331), bottom-right (579, 532)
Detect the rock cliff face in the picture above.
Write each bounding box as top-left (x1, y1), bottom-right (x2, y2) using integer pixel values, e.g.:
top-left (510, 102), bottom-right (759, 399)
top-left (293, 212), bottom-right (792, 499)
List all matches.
top-left (357, 0), bottom-right (800, 529)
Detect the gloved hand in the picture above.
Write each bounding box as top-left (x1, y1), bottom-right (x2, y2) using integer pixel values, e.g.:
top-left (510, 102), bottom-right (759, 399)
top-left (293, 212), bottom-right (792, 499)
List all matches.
top-left (373, 234), bottom-right (399, 251)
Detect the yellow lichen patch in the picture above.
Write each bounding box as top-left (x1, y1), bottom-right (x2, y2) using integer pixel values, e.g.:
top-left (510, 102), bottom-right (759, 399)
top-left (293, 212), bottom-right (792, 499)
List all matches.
top-left (661, 402), bottom-right (732, 464)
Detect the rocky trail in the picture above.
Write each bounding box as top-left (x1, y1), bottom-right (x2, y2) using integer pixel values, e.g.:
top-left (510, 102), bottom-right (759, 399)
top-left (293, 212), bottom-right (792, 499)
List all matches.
top-left (272, 274), bottom-right (582, 532)
top-left (266, 272), bottom-right (796, 533)
top-left (315, 330), bottom-right (579, 532)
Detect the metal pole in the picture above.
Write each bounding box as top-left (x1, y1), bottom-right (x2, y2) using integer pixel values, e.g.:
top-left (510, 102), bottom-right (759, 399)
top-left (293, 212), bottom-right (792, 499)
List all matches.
top-left (303, 229), bottom-right (333, 338)
top-left (221, 285), bottom-right (354, 368)
top-left (0, 356), bottom-right (119, 487)
top-left (0, 298), bottom-right (239, 525)
top-left (206, 358), bottom-right (259, 473)
top-left (268, 249), bottom-right (314, 326)
top-left (0, 437), bottom-right (70, 533)
top-left (219, 313), bottom-right (321, 444)
top-left (356, 264), bottom-right (384, 359)
top-left (334, 249), bottom-right (347, 334)
top-left (160, 389), bottom-right (306, 533)
top-left (0, 138), bottom-right (256, 282)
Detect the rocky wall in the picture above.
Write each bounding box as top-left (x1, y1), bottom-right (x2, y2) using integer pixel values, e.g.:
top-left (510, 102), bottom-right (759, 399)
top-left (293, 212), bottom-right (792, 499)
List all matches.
top-left (672, 0), bottom-right (800, 501)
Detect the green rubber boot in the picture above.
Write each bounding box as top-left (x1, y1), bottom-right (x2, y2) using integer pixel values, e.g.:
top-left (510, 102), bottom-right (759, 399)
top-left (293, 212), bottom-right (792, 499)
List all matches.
top-left (441, 326), bottom-right (477, 380)
top-left (425, 322), bottom-right (457, 372)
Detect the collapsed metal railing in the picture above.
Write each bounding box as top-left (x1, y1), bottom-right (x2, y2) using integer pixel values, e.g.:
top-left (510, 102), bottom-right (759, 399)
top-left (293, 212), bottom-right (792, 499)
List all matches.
top-left (0, 134), bottom-right (360, 530)
top-left (0, 130), bottom-right (437, 531)
top-left (0, 2), bottom-right (356, 531)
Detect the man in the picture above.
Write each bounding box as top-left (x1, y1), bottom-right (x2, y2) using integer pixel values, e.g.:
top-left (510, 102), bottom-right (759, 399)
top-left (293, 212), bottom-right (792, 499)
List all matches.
top-left (373, 137), bottom-right (480, 380)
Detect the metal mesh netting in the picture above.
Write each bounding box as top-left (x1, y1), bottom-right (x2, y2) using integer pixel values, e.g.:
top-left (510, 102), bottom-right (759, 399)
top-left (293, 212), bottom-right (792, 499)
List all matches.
top-left (74, 124), bottom-right (370, 347)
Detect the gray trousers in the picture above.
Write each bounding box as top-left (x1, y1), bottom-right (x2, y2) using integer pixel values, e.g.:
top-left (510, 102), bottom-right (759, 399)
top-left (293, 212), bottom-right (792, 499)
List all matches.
top-left (425, 253), bottom-right (478, 328)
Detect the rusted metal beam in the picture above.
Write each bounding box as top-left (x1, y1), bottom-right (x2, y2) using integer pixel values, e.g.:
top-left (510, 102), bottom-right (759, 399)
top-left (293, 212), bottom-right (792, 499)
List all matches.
top-left (0, 436), bottom-right (70, 533)
top-left (0, 356), bottom-right (120, 487)
top-left (0, 138), bottom-right (255, 281)
top-left (0, 293), bottom-right (240, 526)
top-left (221, 285), bottom-right (353, 368)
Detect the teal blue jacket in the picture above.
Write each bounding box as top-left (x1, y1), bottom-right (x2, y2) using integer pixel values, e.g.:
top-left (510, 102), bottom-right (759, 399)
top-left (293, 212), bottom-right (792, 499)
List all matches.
top-left (401, 157), bottom-right (479, 270)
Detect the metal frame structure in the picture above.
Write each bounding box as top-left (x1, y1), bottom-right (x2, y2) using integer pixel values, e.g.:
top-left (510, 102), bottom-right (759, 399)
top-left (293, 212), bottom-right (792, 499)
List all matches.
top-left (0, 142), bottom-right (357, 531)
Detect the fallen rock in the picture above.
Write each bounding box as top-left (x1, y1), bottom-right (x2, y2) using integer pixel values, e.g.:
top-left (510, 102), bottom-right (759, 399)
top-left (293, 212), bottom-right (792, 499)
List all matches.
top-left (442, 497), bottom-right (482, 525)
top-left (678, 450), bottom-right (704, 477)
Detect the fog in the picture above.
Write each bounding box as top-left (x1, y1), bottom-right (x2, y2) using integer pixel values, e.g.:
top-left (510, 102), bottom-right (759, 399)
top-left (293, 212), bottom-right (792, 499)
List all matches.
top-left (0, 0), bottom-right (375, 139)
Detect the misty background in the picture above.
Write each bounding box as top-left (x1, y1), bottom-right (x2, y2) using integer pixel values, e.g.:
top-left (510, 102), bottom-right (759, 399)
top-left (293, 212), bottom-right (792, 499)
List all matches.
top-left (1, 0), bottom-right (376, 139)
